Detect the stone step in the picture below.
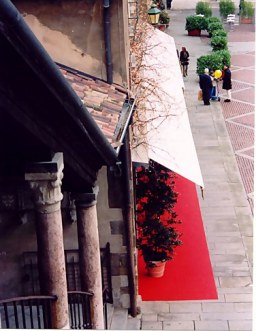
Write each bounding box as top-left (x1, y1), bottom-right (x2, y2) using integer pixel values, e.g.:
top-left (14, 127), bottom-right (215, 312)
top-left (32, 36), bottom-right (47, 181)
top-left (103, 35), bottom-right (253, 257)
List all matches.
top-left (109, 308), bottom-right (128, 330)
top-left (105, 303), bottom-right (114, 329)
top-left (126, 316), bottom-right (141, 330)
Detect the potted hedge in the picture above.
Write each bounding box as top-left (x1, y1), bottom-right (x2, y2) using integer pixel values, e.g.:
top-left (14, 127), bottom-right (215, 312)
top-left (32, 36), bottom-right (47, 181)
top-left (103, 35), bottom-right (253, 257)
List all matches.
top-left (240, 1), bottom-right (254, 23)
top-left (185, 15), bottom-right (208, 36)
top-left (219, 0), bottom-right (236, 17)
top-left (207, 16), bottom-right (221, 25)
top-left (211, 35), bottom-right (228, 51)
top-left (196, 1), bottom-right (212, 17)
top-left (207, 21), bottom-right (225, 37)
top-left (136, 162), bottom-right (182, 278)
top-left (197, 49), bottom-right (231, 74)
top-left (158, 10), bottom-right (171, 31)
top-left (212, 29), bottom-right (227, 38)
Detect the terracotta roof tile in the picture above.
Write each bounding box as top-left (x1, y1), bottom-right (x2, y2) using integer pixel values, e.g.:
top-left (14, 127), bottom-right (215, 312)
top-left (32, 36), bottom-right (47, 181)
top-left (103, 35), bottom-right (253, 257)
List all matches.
top-left (59, 65), bottom-right (128, 146)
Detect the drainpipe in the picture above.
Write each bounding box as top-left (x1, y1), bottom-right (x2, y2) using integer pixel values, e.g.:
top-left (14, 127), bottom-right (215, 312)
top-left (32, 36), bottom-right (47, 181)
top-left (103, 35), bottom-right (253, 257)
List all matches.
top-left (122, 131), bottom-right (137, 317)
top-left (103, 0), bottom-right (113, 84)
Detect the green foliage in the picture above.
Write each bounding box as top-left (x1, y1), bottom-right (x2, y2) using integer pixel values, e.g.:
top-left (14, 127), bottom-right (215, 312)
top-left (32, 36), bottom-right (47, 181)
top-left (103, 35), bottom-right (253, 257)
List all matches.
top-left (195, 1), bottom-right (212, 17)
top-left (210, 35), bottom-right (228, 51)
top-left (197, 49), bottom-right (231, 74)
top-left (136, 162), bottom-right (182, 264)
top-left (240, 1), bottom-right (254, 17)
top-left (219, 0), bottom-right (236, 17)
top-left (159, 10), bottom-right (170, 24)
top-left (207, 16), bottom-right (221, 25)
top-left (185, 15), bottom-right (208, 31)
top-left (214, 49), bottom-right (231, 66)
top-left (207, 21), bottom-right (225, 34)
top-left (212, 29), bottom-right (227, 37)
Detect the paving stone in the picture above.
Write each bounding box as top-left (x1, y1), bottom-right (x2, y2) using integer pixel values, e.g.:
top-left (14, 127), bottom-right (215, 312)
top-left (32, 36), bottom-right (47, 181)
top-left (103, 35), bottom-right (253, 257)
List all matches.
top-left (163, 321), bottom-right (195, 330)
top-left (141, 314), bottom-right (158, 321)
top-left (234, 303), bottom-right (253, 313)
top-left (195, 320), bottom-right (229, 330)
top-left (219, 276), bottom-right (252, 288)
top-left (158, 313), bottom-right (200, 321)
top-left (140, 301), bottom-right (170, 313)
top-left (202, 302), bottom-right (235, 313)
top-left (211, 254), bottom-right (246, 263)
top-left (218, 287), bottom-right (253, 294)
top-left (225, 293), bottom-right (253, 302)
top-left (228, 320), bottom-right (253, 330)
top-left (141, 321), bottom-right (163, 330)
top-left (168, 302), bottom-right (202, 313)
top-left (201, 312), bottom-right (252, 320)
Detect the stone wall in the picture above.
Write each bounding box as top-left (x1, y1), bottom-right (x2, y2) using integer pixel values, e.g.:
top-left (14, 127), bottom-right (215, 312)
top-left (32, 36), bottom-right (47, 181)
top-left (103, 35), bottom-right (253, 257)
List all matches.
top-left (12, 0), bottom-right (130, 87)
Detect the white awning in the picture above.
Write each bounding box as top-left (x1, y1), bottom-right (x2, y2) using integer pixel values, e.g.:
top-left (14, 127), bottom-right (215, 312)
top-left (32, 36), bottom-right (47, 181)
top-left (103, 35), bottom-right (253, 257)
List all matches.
top-left (131, 24), bottom-right (204, 188)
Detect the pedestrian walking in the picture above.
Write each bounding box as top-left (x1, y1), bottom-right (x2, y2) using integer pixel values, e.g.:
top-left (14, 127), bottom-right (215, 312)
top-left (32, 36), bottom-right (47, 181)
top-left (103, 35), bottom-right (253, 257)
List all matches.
top-left (222, 64), bottom-right (232, 102)
top-left (199, 68), bottom-right (213, 105)
top-left (179, 47), bottom-right (189, 77)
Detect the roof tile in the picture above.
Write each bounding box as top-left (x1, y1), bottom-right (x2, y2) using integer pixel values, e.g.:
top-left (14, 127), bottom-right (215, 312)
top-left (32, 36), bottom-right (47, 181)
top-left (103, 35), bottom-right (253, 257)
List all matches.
top-left (59, 65), bottom-right (128, 147)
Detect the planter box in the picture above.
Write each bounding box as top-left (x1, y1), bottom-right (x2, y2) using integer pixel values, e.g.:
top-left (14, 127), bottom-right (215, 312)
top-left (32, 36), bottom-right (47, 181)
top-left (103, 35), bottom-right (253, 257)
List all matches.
top-left (157, 24), bottom-right (167, 32)
top-left (188, 29), bottom-right (201, 36)
top-left (240, 17), bottom-right (253, 24)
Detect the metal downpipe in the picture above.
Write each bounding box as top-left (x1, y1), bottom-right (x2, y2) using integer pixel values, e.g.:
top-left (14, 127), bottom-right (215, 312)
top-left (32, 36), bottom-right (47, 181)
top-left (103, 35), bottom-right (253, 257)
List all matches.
top-left (103, 0), bottom-right (113, 84)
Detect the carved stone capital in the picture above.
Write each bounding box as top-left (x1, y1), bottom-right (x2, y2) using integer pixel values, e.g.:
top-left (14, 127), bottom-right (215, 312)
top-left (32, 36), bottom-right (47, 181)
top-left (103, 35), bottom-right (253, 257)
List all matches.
top-left (28, 172), bottom-right (63, 210)
top-left (25, 153), bottom-right (64, 212)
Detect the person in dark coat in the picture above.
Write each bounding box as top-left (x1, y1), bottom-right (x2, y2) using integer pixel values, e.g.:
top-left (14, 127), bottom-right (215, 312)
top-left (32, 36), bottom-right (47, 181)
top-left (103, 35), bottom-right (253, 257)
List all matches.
top-left (222, 64), bottom-right (232, 102)
top-left (179, 47), bottom-right (189, 77)
top-left (167, 0), bottom-right (173, 9)
top-left (199, 68), bottom-right (213, 105)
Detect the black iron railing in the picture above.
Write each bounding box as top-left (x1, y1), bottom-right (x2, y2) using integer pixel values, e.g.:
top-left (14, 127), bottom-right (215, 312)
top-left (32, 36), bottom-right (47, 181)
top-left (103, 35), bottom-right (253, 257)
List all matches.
top-left (68, 291), bottom-right (93, 329)
top-left (22, 243), bottom-right (113, 303)
top-left (103, 287), bottom-right (110, 330)
top-left (0, 295), bottom-right (56, 329)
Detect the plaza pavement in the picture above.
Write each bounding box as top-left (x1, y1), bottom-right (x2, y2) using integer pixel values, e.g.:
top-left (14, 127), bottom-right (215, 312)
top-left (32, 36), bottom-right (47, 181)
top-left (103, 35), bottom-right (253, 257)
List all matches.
top-left (136, 5), bottom-right (254, 331)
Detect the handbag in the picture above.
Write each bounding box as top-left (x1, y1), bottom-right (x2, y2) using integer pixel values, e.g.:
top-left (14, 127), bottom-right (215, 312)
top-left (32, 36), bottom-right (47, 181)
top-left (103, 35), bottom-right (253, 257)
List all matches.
top-left (198, 89), bottom-right (203, 101)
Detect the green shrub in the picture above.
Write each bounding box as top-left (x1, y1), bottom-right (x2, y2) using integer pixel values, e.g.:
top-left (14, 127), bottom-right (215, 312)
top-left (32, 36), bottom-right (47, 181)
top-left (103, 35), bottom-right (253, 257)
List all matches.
top-left (240, 1), bottom-right (254, 17)
top-left (207, 21), bottom-right (225, 34)
top-left (185, 15), bottom-right (208, 30)
top-left (211, 35), bottom-right (228, 51)
top-left (159, 11), bottom-right (170, 24)
top-left (212, 29), bottom-right (227, 37)
top-left (213, 49), bottom-right (231, 66)
top-left (207, 16), bottom-right (221, 24)
top-left (219, 0), bottom-right (236, 17)
top-left (196, 1), bottom-right (212, 17)
top-left (197, 49), bottom-right (231, 74)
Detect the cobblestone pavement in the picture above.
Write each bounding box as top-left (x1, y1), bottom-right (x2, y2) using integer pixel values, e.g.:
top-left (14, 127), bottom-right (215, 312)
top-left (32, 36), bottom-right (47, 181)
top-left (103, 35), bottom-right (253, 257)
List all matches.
top-left (137, 6), bottom-right (254, 331)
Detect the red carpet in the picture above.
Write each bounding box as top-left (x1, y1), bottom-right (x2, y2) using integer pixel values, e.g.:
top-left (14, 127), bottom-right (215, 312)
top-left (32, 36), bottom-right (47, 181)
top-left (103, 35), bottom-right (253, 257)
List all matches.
top-left (138, 174), bottom-right (218, 301)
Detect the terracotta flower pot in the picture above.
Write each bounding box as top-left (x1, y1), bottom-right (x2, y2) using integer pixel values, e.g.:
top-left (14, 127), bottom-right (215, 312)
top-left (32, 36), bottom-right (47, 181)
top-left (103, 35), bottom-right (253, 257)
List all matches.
top-left (146, 261), bottom-right (166, 278)
top-left (240, 17), bottom-right (253, 24)
top-left (188, 29), bottom-right (201, 36)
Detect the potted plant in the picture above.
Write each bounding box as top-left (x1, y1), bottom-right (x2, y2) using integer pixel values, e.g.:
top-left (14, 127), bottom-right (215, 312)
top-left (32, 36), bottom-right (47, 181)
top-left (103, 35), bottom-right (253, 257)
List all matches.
top-left (158, 10), bottom-right (170, 31)
top-left (136, 162), bottom-right (182, 278)
top-left (196, 1), bottom-right (212, 17)
top-left (207, 16), bottom-right (221, 25)
top-left (185, 15), bottom-right (208, 36)
top-left (240, 1), bottom-right (254, 23)
top-left (219, 0), bottom-right (236, 17)
top-left (197, 49), bottom-right (231, 74)
top-left (207, 21), bottom-right (225, 37)
top-left (210, 35), bottom-right (228, 51)
top-left (212, 29), bottom-right (227, 38)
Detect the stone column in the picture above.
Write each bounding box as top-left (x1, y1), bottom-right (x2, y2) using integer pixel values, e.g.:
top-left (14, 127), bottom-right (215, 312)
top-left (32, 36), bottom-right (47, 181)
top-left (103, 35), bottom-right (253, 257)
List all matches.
top-left (25, 153), bottom-right (69, 329)
top-left (75, 187), bottom-right (104, 330)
